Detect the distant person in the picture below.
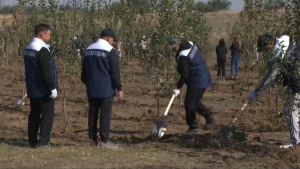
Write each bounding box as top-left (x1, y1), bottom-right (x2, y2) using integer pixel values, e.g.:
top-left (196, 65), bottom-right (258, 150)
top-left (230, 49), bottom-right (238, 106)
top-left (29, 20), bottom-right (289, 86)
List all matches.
top-left (24, 24), bottom-right (58, 148)
top-left (139, 35), bottom-right (147, 59)
top-left (230, 37), bottom-right (242, 79)
top-left (74, 35), bottom-right (83, 60)
top-left (81, 28), bottom-right (123, 149)
top-left (216, 39), bottom-right (227, 78)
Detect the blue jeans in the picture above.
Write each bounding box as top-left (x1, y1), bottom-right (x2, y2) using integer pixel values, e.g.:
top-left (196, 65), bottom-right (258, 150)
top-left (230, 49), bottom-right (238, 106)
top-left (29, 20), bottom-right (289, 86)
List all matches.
top-left (230, 56), bottom-right (241, 76)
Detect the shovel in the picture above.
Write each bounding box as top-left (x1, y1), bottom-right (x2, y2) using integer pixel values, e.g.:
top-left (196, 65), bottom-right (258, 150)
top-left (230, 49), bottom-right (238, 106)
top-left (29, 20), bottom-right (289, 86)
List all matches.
top-left (150, 94), bottom-right (175, 139)
top-left (13, 93), bottom-right (27, 106)
top-left (219, 102), bottom-right (248, 147)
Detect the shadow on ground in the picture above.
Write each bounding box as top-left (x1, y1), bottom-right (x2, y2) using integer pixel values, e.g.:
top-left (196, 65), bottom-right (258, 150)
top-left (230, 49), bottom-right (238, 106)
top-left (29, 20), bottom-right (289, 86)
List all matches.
top-left (0, 137), bottom-right (28, 147)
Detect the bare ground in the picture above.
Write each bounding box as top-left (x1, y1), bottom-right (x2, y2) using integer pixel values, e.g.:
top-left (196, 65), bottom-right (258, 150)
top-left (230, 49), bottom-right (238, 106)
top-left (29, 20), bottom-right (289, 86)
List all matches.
top-left (1, 53), bottom-right (300, 168)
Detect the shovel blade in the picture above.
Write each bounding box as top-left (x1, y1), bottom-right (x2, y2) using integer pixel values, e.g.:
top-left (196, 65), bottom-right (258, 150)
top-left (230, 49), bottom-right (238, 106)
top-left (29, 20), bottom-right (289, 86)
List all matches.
top-left (150, 121), bottom-right (167, 138)
top-left (219, 125), bottom-right (236, 148)
top-left (13, 99), bottom-right (25, 106)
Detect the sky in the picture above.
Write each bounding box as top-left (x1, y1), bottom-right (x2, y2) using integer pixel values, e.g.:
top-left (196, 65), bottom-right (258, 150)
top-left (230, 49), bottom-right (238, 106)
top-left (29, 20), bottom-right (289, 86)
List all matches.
top-left (4, 0), bottom-right (244, 11)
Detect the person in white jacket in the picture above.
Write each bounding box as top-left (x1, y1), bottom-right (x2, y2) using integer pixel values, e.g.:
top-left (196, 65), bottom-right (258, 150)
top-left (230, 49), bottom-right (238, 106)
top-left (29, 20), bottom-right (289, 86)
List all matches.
top-left (248, 33), bottom-right (300, 148)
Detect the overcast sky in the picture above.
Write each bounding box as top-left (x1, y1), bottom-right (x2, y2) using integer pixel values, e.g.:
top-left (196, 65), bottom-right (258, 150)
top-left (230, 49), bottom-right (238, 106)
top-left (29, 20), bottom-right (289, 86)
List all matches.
top-left (4, 0), bottom-right (244, 11)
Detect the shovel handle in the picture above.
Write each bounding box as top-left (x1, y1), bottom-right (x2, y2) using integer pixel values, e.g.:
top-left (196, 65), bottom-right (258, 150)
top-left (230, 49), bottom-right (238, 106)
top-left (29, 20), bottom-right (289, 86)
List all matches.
top-left (22, 93), bottom-right (27, 100)
top-left (229, 102), bottom-right (248, 127)
top-left (164, 94), bottom-right (175, 116)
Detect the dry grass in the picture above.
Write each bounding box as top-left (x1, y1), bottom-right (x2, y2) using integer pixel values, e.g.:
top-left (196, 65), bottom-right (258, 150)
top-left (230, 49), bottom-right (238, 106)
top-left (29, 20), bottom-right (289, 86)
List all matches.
top-left (0, 138), bottom-right (285, 169)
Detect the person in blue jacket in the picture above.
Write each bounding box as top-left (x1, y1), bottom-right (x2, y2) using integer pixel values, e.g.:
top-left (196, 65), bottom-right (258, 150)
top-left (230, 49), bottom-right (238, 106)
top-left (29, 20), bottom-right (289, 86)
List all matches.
top-left (172, 40), bottom-right (214, 134)
top-left (24, 24), bottom-right (58, 148)
top-left (81, 28), bottom-right (124, 149)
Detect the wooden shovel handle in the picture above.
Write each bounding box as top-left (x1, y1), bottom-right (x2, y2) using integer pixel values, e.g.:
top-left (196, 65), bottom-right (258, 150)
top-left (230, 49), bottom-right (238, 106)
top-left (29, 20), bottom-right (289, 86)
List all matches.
top-left (164, 94), bottom-right (175, 116)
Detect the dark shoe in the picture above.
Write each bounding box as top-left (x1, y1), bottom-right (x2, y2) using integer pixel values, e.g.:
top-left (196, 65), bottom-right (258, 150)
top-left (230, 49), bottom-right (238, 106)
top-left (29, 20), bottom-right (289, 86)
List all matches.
top-left (100, 141), bottom-right (118, 149)
top-left (186, 128), bottom-right (199, 135)
top-left (37, 143), bottom-right (53, 148)
top-left (37, 140), bottom-right (54, 148)
top-left (91, 139), bottom-right (101, 147)
top-left (28, 142), bottom-right (37, 148)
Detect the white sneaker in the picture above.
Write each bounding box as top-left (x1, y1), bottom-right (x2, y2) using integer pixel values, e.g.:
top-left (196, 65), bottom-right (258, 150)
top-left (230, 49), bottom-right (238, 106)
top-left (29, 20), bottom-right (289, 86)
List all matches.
top-left (279, 139), bottom-right (299, 149)
top-left (279, 143), bottom-right (297, 149)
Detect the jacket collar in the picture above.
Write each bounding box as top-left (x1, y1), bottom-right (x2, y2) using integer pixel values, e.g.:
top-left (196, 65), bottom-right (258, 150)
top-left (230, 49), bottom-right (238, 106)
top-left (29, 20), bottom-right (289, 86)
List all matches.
top-left (96, 39), bottom-right (112, 47)
top-left (32, 38), bottom-right (50, 50)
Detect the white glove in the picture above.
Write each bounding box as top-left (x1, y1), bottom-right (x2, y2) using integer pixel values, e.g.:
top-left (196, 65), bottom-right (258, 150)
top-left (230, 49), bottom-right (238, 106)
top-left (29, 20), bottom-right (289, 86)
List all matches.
top-left (173, 89), bottom-right (180, 98)
top-left (50, 89), bottom-right (57, 99)
top-left (248, 91), bottom-right (257, 104)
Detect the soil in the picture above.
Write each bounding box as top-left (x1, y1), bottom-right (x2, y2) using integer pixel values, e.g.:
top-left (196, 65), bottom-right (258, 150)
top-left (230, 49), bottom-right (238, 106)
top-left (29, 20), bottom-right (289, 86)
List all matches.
top-left (0, 55), bottom-right (300, 168)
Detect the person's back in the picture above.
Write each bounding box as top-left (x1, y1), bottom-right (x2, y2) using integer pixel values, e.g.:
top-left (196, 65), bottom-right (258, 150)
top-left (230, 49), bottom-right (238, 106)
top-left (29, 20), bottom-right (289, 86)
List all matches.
top-left (230, 41), bottom-right (241, 56)
top-left (216, 39), bottom-right (227, 77)
top-left (83, 39), bottom-right (116, 98)
top-left (81, 28), bottom-right (123, 149)
top-left (229, 37), bottom-right (242, 79)
top-left (216, 40), bottom-right (227, 60)
top-left (178, 41), bottom-right (212, 89)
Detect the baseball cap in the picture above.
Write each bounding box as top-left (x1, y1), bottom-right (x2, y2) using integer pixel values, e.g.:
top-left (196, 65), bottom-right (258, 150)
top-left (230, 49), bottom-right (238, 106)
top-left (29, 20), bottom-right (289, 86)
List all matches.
top-left (100, 28), bottom-right (117, 41)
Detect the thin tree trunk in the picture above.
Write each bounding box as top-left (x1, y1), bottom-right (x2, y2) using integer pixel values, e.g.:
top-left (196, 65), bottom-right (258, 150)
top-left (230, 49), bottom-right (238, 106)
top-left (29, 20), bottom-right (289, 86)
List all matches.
top-left (276, 87), bottom-right (279, 124)
top-left (64, 96), bottom-right (67, 133)
top-left (156, 73), bottom-right (160, 136)
top-left (133, 57), bottom-right (136, 82)
top-left (247, 65), bottom-right (250, 90)
top-left (123, 73), bottom-right (126, 87)
top-left (269, 88), bottom-right (271, 114)
top-left (63, 69), bottom-right (67, 133)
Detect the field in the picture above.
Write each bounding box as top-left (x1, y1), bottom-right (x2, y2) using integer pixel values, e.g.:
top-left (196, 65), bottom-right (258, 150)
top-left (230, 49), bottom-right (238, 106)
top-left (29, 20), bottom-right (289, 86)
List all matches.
top-left (1, 11), bottom-right (300, 168)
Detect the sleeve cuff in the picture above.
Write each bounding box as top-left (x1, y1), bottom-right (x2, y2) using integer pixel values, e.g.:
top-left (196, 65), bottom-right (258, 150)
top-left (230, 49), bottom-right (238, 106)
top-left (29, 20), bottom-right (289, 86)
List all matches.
top-left (117, 86), bottom-right (123, 92)
top-left (49, 84), bottom-right (56, 91)
top-left (176, 82), bottom-right (184, 89)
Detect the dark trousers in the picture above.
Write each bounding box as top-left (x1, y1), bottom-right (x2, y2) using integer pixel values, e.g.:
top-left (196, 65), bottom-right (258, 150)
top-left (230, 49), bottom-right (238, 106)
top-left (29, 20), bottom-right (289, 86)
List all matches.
top-left (28, 98), bottom-right (55, 145)
top-left (88, 97), bottom-right (114, 143)
top-left (184, 88), bottom-right (213, 129)
top-left (217, 58), bottom-right (226, 76)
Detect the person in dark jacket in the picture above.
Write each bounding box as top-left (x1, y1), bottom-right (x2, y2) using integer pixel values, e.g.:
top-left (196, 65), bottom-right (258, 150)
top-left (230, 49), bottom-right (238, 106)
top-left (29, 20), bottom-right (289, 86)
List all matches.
top-left (216, 39), bottom-right (227, 78)
top-left (24, 24), bottom-right (58, 148)
top-left (81, 28), bottom-right (123, 149)
top-left (230, 37), bottom-right (242, 79)
top-left (172, 40), bottom-right (214, 134)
